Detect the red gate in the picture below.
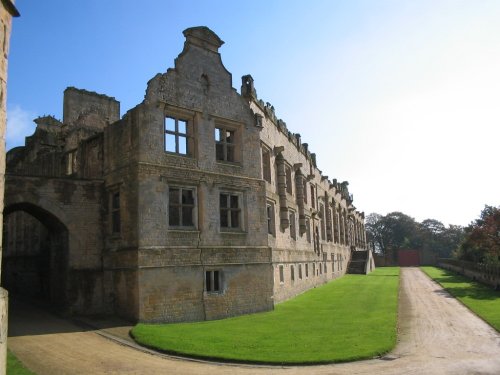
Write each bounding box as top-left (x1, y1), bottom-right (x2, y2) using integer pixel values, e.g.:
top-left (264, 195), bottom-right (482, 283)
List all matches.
top-left (398, 249), bottom-right (420, 267)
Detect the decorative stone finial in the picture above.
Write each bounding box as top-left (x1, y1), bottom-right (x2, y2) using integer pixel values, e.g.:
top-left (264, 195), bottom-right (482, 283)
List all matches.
top-left (183, 26), bottom-right (224, 53)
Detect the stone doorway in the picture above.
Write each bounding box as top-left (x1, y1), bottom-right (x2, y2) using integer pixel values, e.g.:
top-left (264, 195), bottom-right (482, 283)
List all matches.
top-left (2, 203), bottom-right (69, 309)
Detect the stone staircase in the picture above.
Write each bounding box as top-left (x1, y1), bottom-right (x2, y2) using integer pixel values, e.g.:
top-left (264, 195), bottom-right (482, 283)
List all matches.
top-left (347, 249), bottom-right (368, 274)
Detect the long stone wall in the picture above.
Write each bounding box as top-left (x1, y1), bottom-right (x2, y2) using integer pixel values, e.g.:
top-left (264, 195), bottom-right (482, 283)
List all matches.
top-left (438, 259), bottom-right (500, 289)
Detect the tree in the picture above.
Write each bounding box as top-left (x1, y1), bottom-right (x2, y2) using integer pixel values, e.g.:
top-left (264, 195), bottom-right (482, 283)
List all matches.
top-left (456, 205), bottom-right (500, 265)
top-left (366, 212), bottom-right (465, 263)
top-left (419, 219), bottom-right (464, 259)
top-left (365, 213), bottom-right (385, 254)
top-left (366, 211), bottom-right (420, 262)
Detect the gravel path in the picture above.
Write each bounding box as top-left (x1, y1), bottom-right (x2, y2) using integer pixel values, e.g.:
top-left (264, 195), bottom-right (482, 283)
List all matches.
top-left (8, 268), bottom-right (500, 374)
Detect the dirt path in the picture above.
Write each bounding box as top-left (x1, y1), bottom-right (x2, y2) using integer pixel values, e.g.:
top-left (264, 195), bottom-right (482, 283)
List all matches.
top-left (8, 268), bottom-right (500, 374)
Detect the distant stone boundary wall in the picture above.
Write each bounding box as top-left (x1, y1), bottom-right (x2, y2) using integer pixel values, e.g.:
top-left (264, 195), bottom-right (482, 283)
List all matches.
top-left (438, 259), bottom-right (500, 290)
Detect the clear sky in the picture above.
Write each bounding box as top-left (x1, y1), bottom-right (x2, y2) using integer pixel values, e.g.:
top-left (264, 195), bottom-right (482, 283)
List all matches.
top-left (6, 0), bottom-right (500, 227)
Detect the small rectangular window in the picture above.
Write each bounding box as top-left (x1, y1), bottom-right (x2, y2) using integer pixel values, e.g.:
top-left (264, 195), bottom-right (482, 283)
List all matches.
top-left (289, 210), bottom-right (296, 240)
top-left (313, 263), bottom-right (316, 276)
top-left (111, 191), bottom-right (120, 234)
top-left (205, 270), bottom-right (221, 293)
top-left (310, 185), bottom-right (316, 208)
top-left (285, 165), bottom-right (293, 195)
top-left (220, 193), bottom-right (241, 229)
top-left (306, 217), bottom-right (311, 243)
top-left (165, 117), bottom-right (190, 155)
top-left (320, 204), bottom-right (326, 240)
top-left (267, 202), bottom-right (275, 235)
top-left (169, 188), bottom-right (195, 227)
top-left (298, 264), bottom-right (302, 279)
top-left (291, 265), bottom-right (295, 282)
top-left (215, 127), bottom-right (236, 162)
top-left (303, 180), bottom-right (308, 204)
top-left (279, 265), bottom-right (284, 283)
top-left (66, 150), bottom-right (77, 175)
top-left (262, 147), bottom-right (271, 183)
top-left (305, 263), bottom-right (309, 278)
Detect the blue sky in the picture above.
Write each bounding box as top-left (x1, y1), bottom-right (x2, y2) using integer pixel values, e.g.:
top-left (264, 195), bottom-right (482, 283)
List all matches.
top-left (6, 0), bottom-right (500, 226)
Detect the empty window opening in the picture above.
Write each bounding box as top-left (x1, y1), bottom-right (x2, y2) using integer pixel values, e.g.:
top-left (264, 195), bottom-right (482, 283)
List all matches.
top-left (285, 165), bottom-right (293, 195)
top-left (205, 270), bottom-right (221, 292)
top-left (267, 202), bottom-right (275, 235)
top-left (310, 185), bottom-right (316, 208)
top-left (169, 188), bottom-right (195, 227)
top-left (165, 117), bottom-right (189, 155)
top-left (262, 147), bottom-right (272, 183)
top-left (215, 127), bottom-right (235, 162)
top-left (306, 217), bottom-right (311, 243)
top-left (111, 191), bottom-right (120, 234)
top-left (279, 265), bottom-right (284, 283)
top-left (289, 211), bottom-right (296, 240)
top-left (220, 193), bottom-right (241, 229)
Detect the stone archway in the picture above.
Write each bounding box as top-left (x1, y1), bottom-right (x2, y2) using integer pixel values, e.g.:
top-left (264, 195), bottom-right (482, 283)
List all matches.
top-left (2, 202), bottom-right (69, 309)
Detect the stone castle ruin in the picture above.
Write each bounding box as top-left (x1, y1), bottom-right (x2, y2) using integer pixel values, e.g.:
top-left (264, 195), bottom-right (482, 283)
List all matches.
top-left (3, 27), bottom-right (374, 322)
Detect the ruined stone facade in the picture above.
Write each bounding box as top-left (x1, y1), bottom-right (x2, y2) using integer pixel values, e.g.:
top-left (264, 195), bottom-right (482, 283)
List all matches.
top-left (3, 26), bottom-right (370, 323)
top-left (1, 0), bottom-right (19, 373)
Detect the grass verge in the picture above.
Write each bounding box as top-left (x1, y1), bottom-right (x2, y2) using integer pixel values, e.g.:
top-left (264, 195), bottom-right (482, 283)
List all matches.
top-left (132, 267), bottom-right (399, 364)
top-left (7, 350), bottom-right (35, 375)
top-left (421, 266), bottom-right (500, 332)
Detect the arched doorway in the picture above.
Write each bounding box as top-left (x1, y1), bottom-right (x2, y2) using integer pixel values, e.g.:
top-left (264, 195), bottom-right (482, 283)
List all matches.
top-left (2, 203), bottom-right (69, 309)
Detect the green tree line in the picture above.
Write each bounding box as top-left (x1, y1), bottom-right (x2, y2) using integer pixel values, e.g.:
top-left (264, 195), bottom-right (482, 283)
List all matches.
top-left (366, 205), bottom-right (500, 266)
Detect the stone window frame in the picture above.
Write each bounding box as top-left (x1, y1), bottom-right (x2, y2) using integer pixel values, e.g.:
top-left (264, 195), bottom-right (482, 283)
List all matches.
top-left (331, 253), bottom-right (336, 273)
top-left (285, 163), bottom-right (293, 196)
top-left (303, 179), bottom-right (308, 204)
top-left (164, 109), bottom-right (195, 157)
top-left (219, 191), bottom-right (245, 232)
top-left (305, 216), bottom-right (311, 243)
top-left (108, 185), bottom-right (121, 237)
top-left (168, 185), bottom-right (197, 229)
top-left (298, 264), bottom-right (303, 280)
top-left (310, 184), bottom-right (316, 209)
top-left (65, 149), bottom-right (78, 176)
top-left (289, 209), bottom-right (297, 240)
top-left (261, 144), bottom-right (272, 184)
top-left (279, 265), bottom-right (284, 284)
top-left (291, 265), bottom-right (295, 282)
top-left (305, 263), bottom-right (309, 278)
top-left (205, 269), bottom-right (223, 294)
top-left (266, 200), bottom-right (276, 236)
top-left (214, 118), bottom-right (242, 164)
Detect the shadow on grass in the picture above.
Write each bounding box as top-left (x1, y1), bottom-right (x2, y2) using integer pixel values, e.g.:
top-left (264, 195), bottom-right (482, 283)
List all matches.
top-left (431, 271), bottom-right (500, 301)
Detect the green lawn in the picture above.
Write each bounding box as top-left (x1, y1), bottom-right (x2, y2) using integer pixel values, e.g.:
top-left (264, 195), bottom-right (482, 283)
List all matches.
top-left (7, 350), bottom-right (35, 375)
top-left (132, 267), bottom-right (400, 364)
top-left (421, 266), bottom-right (500, 332)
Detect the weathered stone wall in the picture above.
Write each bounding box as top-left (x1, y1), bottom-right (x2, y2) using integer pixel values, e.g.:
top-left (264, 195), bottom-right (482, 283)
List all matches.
top-left (247, 94), bottom-right (368, 301)
top-left (128, 27), bottom-right (272, 322)
top-left (63, 87), bottom-right (120, 130)
top-left (4, 175), bottom-right (105, 314)
top-left (438, 259), bottom-right (500, 290)
top-left (1, 1), bottom-right (19, 373)
top-left (2, 25), bottom-right (371, 326)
